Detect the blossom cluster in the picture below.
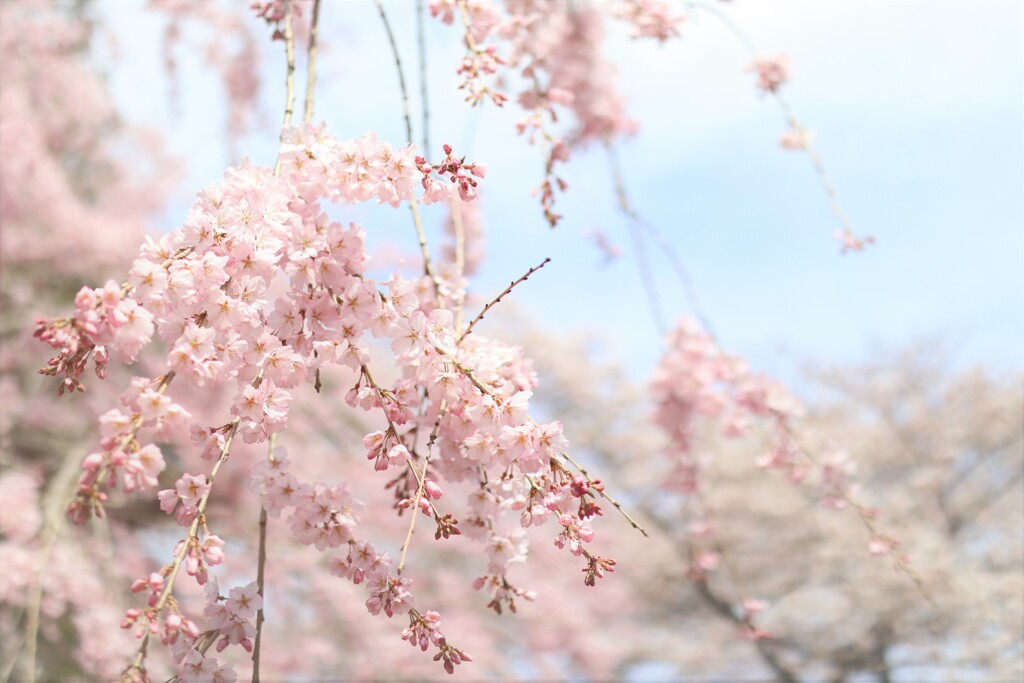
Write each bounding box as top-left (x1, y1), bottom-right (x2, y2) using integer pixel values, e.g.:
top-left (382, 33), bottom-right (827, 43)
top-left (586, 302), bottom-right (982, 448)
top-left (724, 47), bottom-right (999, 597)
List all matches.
top-left (430, 0), bottom-right (651, 225)
top-left (36, 122), bottom-right (619, 677)
top-left (649, 319), bottom-right (908, 586)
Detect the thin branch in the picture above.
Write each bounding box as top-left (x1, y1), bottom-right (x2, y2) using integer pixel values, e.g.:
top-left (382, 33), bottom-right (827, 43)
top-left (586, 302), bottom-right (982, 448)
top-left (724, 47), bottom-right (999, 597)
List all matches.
top-left (398, 403), bottom-right (447, 574)
top-left (11, 452), bottom-right (79, 683)
top-left (608, 145), bottom-right (714, 335)
top-left (303, 0), bottom-right (322, 123)
top-left (372, 0), bottom-right (444, 299)
top-left (780, 424), bottom-right (935, 606)
top-left (458, 257), bottom-right (551, 343)
top-left (560, 451), bottom-right (648, 537)
top-left (684, 0), bottom-right (866, 248)
top-left (373, 0), bottom-right (414, 144)
top-left (251, 434), bottom-right (277, 683)
top-left (273, 0), bottom-right (296, 177)
top-left (451, 199), bottom-right (467, 331)
top-left (626, 203), bottom-right (666, 335)
top-left (415, 0), bottom-right (431, 151)
top-left (409, 196), bottom-right (443, 299)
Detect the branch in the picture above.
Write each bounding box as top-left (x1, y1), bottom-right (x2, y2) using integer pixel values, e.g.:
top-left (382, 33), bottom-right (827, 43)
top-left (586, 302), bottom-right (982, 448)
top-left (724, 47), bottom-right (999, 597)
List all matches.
top-left (373, 0), bottom-right (413, 144)
top-left (607, 145), bottom-right (714, 335)
top-left (451, 199), bottom-right (467, 330)
top-left (251, 434), bottom-right (277, 683)
top-left (273, 0), bottom-right (296, 177)
top-left (372, 0), bottom-right (443, 299)
top-left (560, 452), bottom-right (648, 538)
top-left (303, 0), bottom-right (322, 123)
top-left (415, 0), bottom-right (430, 151)
top-left (398, 402), bottom-right (447, 574)
top-left (458, 257), bottom-right (551, 343)
top-left (683, 0), bottom-right (868, 250)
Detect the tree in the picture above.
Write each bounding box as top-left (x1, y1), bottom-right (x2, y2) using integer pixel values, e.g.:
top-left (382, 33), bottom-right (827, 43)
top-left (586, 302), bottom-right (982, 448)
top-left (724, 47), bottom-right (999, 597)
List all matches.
top-left (1, 0), bottom-right (1020, 681)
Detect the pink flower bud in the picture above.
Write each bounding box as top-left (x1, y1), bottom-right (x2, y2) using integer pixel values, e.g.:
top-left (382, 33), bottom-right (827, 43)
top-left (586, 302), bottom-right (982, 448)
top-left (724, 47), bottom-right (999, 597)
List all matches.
top-left (424, 480), bottom-right (443, 500)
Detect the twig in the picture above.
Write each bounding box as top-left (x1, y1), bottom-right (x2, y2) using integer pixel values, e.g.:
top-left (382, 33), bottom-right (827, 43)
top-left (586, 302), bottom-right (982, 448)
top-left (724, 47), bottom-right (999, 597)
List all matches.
top-left (607, 145), bottom-right (714, 335)
top-left (372, 0), bottom-right (443, 299)
top-left (683, 0), bottom-right (865, 248)
top-left (626, 202), bottom-right (666, 335)
top-left (273, 0), bottom-right (296, 177)
top-left (778, 424), bottom-right (934, 606)
top-left (303, 0), bottom-right (322, 123)
top-left (415, 0), bottom-right (431, 152)
top-left (560, 452), bottom-right (649, 538)
top-left (451, 199), bottom-right (467, 330)
top-left (457, 257), bottom-right (551, 343)
top-left (409, 197), bottom-right (442, 299)
top-left (251, 434), bottom-right (276, 683)
top-left (373, 0), bottom-right (414, 144)
top-left (398, 403), bottom-right (447, 573)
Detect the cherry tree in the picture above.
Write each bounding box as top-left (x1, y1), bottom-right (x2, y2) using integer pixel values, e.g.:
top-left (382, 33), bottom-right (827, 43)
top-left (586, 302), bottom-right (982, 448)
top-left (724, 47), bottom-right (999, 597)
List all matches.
top-left (1, 1), bottom-right (1017, 682)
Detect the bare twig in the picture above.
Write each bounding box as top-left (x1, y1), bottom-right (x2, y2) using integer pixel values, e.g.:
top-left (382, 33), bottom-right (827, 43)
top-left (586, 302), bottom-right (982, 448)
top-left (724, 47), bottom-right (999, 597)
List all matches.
top-left (626, 203), bottom-right (666, 335)
top-left (251, 434), bottom-right (277, 683)
top-left (415, 0), bottom-right (431, 151)
top-left (409, 197), bottom-right (442, 299)
top-left (373, 0), bottom-right (414, 144)
top-left (303, 0), bottom-right (322, 123)
top-left (608, 145), bottom-right (714, 335)
top-left (451, 199), bottom-right (467, 330)
top-left (458, 257), bottom-right (551, 343)
top-left (273, 0), bottom-right (296, 177)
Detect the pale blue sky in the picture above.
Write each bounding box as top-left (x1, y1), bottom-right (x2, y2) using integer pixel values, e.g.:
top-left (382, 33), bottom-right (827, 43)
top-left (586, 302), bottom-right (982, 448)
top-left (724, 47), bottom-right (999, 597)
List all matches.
top-left (102, 0), bottom-right (1024, 386)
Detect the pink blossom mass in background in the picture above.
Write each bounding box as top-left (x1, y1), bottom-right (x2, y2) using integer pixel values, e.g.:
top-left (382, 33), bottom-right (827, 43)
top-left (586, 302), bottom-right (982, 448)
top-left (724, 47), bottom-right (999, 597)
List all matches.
top-left (0, 1), bottom-right (1021, 682)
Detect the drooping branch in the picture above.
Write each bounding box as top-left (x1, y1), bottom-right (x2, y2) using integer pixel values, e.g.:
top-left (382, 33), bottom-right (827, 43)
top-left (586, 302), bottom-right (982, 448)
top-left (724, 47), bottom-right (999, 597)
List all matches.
top-left (303, 0), bottom-right (322, 123)
top-left (373, 0), bottom-right (414, 144)
top-left (415, 0), bottom-right (430, 152)
top-left (251, 434), bottom-right (276, 683)
top-left (273, 0), bottom-right (296, 177)
top-left (373, 0), bottom-right (443, 299)
top-left (607, 145), bottom-right (714, 335)
top-left (684, 0), bottom-right (870, 251)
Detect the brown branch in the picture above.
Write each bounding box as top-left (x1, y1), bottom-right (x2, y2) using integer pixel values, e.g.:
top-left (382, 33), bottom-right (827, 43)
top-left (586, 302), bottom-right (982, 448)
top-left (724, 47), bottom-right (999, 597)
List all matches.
top-left (458, 257), bottom-right (551, 343)
top-left (607, 145), bottom-right (714, 334)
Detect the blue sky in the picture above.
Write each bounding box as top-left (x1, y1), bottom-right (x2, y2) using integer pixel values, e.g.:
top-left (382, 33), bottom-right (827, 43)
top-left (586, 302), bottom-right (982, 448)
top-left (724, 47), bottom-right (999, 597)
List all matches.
top-left (102, 0), bottom-right (1024, 386)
